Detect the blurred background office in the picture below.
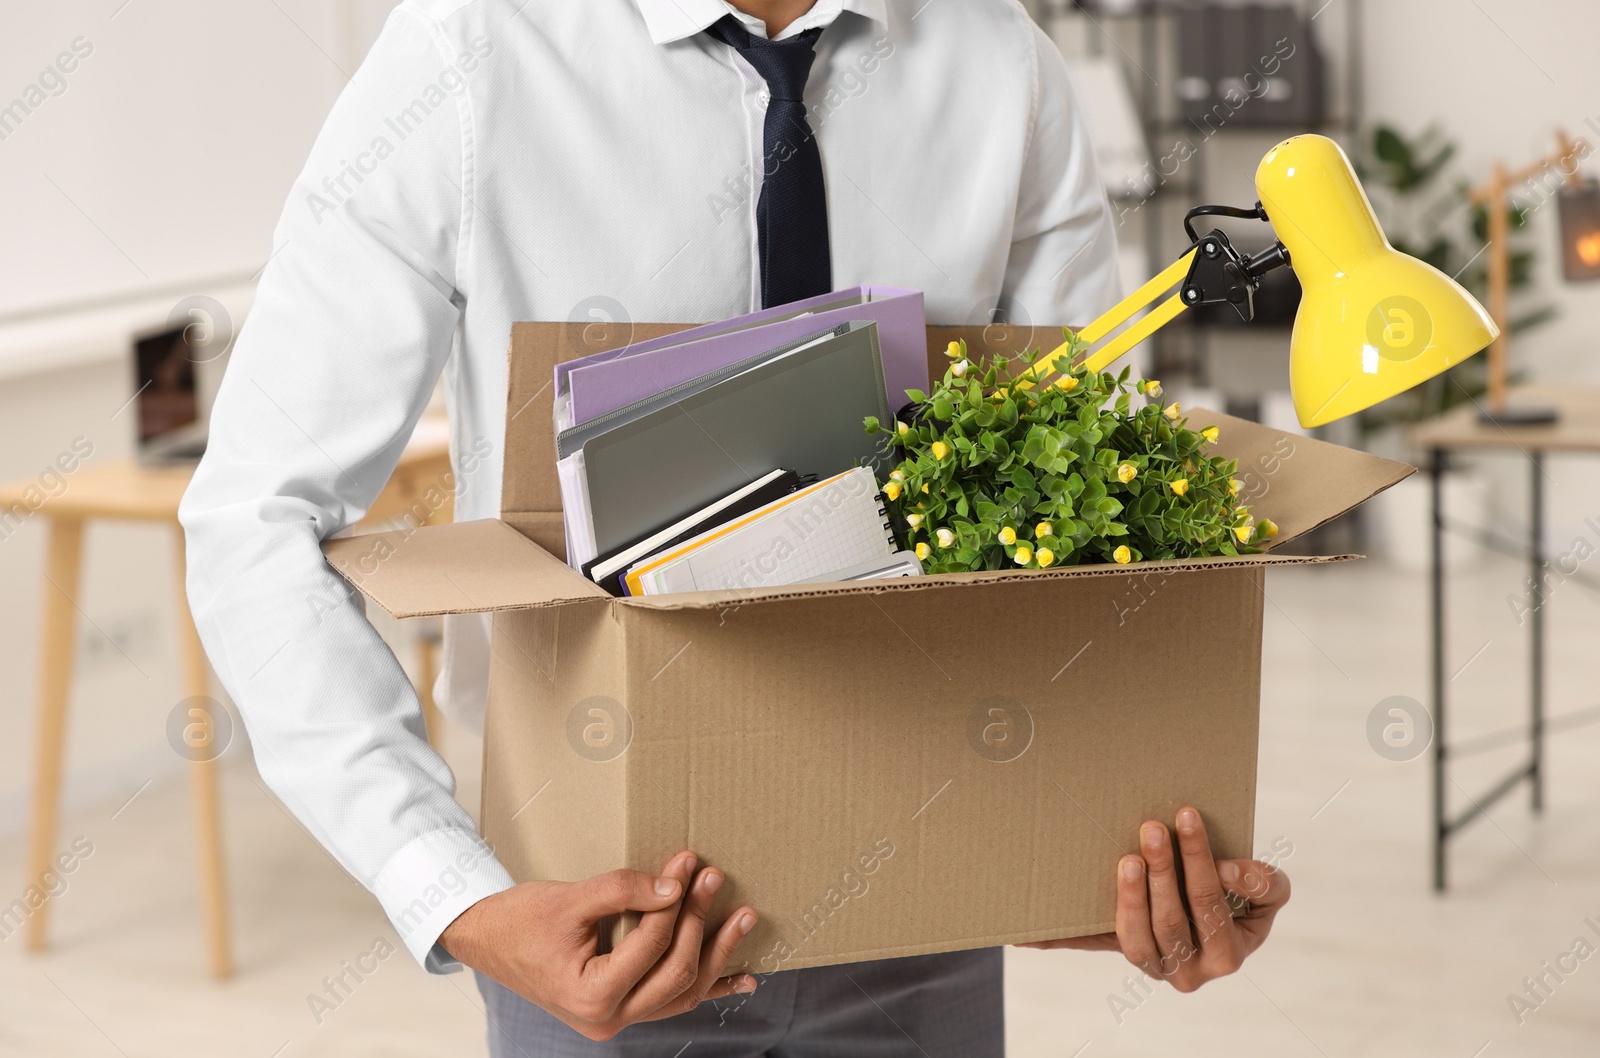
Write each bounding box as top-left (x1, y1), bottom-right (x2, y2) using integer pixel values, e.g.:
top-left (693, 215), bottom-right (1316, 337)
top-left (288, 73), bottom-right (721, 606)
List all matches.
top-left (3, 0), bottom-right (1600, 1054)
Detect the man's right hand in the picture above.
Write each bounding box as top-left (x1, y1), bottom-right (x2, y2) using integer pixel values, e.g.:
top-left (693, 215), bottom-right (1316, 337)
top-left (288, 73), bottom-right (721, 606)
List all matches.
top-left (438, 852), bottom-right (759, 1042)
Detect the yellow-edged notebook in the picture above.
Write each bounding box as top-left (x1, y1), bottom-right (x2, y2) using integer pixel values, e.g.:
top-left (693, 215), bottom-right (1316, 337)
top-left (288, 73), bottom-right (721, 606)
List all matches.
top-left (624, 467), bottom-right (896, 596)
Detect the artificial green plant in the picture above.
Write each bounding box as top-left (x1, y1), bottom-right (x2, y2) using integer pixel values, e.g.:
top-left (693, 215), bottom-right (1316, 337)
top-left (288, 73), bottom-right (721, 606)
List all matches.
top-left (864, 335), bottom-right (1277, 575)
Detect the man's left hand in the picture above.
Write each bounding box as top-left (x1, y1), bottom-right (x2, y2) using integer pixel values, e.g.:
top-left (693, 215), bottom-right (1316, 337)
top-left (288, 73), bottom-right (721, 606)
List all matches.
top-left (1018, 806), bottom-right (1290, 993)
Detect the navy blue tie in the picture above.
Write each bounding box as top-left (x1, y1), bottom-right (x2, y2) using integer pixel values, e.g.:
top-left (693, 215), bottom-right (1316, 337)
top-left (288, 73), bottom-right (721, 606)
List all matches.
top-left (705, 15), bottom-right (832, 308)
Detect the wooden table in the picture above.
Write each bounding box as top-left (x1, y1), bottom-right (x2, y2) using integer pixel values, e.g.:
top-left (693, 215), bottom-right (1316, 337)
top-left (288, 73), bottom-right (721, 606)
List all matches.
top-left (4, 425), bottom-right (452, 978)
top-left (1413, 385), bottom-right (1600, 890)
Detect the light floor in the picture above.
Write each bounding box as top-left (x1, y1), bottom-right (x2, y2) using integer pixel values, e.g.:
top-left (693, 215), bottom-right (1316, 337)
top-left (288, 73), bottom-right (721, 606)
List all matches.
top-left (4, 557), bottom-right (1599, 1057)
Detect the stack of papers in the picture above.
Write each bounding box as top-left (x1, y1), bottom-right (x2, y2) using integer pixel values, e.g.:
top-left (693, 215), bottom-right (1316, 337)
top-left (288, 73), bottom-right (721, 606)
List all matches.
top-left (623, 468), bottom-right (905, 596)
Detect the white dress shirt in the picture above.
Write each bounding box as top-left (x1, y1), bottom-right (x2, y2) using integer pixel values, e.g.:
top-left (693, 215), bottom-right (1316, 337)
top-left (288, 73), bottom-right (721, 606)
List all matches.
top-left (179, 0), bottom-right (1119, 972)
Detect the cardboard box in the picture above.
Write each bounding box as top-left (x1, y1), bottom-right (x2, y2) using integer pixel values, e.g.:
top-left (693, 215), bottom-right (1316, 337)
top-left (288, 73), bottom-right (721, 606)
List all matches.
top-left (325, 323), bottom-right (1410, 974)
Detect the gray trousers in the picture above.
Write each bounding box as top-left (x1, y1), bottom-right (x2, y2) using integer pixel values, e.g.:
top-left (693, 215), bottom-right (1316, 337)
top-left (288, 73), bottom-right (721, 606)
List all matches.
top-left (476, 948), bottom-right (1004, 1057)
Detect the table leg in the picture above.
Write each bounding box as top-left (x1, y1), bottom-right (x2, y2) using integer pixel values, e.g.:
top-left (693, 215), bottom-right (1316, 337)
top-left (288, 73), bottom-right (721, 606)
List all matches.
top-left (172, 531), bottom-right (232, 979)
top-left (25, 517), bottom-right (84, 952)
top-left (417, 626), bottom-right (440, 745)
top-left (1430, 449), bottom-right (1448, 893)
top-left (1530, 452), bottom-right (1545, 813)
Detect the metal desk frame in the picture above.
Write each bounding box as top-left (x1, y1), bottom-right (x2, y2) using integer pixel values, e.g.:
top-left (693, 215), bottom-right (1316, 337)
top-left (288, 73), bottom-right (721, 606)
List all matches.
top-left (1427, 447), bottom-right (1544, 890)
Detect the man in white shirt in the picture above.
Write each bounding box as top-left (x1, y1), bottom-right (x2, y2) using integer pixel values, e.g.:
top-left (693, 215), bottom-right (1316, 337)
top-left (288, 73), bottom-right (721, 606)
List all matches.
top-left (180, 0), bottom-right (1290, 1053)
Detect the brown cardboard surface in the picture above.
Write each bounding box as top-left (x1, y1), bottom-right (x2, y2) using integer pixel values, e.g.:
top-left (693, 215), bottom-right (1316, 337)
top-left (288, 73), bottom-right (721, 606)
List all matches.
top-left (502, 321), bottom-right (692, 518)
top-left (323, 519), bottom-right (606, 618)
top-left (316, 319), bottom-right (1403, 971)
top-left (330, 516), bottom-right (1350, 620)
top-left (1199, 410), bottom-right (1414, 543)
top-left (479, 562), bottom-right (1266, 971)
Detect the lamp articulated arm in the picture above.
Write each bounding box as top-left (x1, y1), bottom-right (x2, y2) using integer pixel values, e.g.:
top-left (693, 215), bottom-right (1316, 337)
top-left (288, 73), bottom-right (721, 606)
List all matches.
top-left (1025, 205), bottom-right (1293, 383)
top-left (1014, 134), bottom-right (1499, 428)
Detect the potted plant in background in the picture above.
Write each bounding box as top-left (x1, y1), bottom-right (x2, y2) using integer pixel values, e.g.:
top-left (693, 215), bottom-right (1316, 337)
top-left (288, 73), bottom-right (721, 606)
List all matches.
top-left (1354, 123), bottom-right (1558, 569)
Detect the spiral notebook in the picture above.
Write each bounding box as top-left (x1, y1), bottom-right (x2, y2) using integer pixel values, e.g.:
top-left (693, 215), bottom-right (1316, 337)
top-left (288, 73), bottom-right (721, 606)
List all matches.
top-left (623, 467), bottom-right (899, 596)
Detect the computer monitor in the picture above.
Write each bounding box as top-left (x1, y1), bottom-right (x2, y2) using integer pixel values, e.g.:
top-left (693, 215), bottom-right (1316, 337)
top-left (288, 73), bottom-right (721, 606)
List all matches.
top-left (134, 322), bottom-right (208, 463)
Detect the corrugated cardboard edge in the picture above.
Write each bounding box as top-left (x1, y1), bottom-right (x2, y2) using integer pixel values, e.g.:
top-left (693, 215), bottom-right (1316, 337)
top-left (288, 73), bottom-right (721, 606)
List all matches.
top-left (324, 517), bottom-right (1353, 619)
top-left (613, 551), bottom-right (1353, 613)
top-left (322, 519), bottom-right (608, 618)
top-left (601, 560), bottom-right (1266, 972)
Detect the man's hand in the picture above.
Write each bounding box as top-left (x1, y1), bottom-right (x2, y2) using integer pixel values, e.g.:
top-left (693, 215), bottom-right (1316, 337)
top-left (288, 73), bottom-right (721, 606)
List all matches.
top-left (439, 851), bottom-right (758, 1041)
top-left (1020, 806), bottom-right (1289, 993)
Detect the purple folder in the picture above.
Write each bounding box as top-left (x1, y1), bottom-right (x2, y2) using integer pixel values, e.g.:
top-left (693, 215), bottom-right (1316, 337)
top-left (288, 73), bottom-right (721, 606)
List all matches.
top-left (560, 287), bottom-right (928, 427)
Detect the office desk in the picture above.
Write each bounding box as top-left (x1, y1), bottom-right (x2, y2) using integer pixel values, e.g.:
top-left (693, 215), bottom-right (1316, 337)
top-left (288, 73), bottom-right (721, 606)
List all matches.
top-left (4, 425), bottom-right (452, 978)
top-left (1413, 385), bottom-right (1600, 890)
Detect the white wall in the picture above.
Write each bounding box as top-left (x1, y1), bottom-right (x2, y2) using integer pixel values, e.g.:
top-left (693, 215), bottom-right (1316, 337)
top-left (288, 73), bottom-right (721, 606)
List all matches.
top-left (1361, 0), bottom-right (1600, 386)
top-left (1360, 0), bottom-right (1600, 549)
top-left (0, 0), bottom-right (400, 831)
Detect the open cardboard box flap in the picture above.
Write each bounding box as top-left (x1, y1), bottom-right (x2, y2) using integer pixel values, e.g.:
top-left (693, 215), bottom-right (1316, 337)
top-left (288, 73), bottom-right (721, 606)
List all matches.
top-left (325, 405), bottom-right (1412, 619)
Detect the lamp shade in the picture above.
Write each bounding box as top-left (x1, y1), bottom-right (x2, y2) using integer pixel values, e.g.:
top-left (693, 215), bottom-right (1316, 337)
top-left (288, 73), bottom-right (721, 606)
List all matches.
top-left (1256, 135), bottom-right (1499, 427)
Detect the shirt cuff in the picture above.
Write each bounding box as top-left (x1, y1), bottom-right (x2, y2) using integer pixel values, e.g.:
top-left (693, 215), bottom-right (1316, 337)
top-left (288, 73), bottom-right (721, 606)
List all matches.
top-left (372, 827), bottom-right (517, 973)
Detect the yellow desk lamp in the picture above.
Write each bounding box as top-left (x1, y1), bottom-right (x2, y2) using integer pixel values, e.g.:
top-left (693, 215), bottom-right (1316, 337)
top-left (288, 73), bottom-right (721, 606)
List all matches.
top-left (1027, 134), bottom-right (1499, 428)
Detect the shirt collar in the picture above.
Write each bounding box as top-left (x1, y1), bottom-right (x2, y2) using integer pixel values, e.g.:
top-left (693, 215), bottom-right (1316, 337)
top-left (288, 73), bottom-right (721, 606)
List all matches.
top-left (633, 0), bottom-right (887, 44)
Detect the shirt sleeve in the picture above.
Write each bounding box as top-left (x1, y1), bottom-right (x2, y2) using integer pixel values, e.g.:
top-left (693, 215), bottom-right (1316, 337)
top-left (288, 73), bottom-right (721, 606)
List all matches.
top-left (178, 6), bottom-right (514, 973)
top-left (1002, 19), bottom-right (1124, 328)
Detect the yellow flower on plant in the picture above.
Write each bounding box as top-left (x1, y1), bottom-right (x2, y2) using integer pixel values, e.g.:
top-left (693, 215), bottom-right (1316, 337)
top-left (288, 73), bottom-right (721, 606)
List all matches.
top-left (1170, 478), bottom-right (1190, 497)
top-left (1202, 426), bottom-right (1220, 444)
top-left (1164, 402), bottom-right (1182, 421)
top-left (896, 420), bottom-right (910, 436)
top-left (1035, 521), bottom-right (1053, 539)
top-left (1013, 544), bottom-right (1034, 565)
top-left (998, 526), bottom-right (1017, 545)
top-left (921, 483), bottom-right (930, 494)
top-left (1117, 463), bottom-right (1137, 483)
top-left (951, 359), bottom-right (970, 379)
top-left (1143, 380), bottom-right (1162, 397)
top-left (1055, 375), bottom-right (1079, 392)
top-left (883, 480), bottom-right (902, 501)
top-left (1233, 522), bottom-right (1254, 544)
top-left (1113, 545), bottom-right (1132, 564)
top-left (946, 340), bottom-right (963, 359)
top-left (1259, 518), bottom-right (1280, 539)
top-left (936, 527), bottom-right (956, 548)
top-left (1228, 478), bottom-right (1241, 497)
top-left (906, 512), bottom-right (924, 529)
top-left (915, 542), bottom-right (931, 560)
top-left (931, 441), bottom-right (951, 461)
top-left (1036, 548), bottom-right (1056, 568)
